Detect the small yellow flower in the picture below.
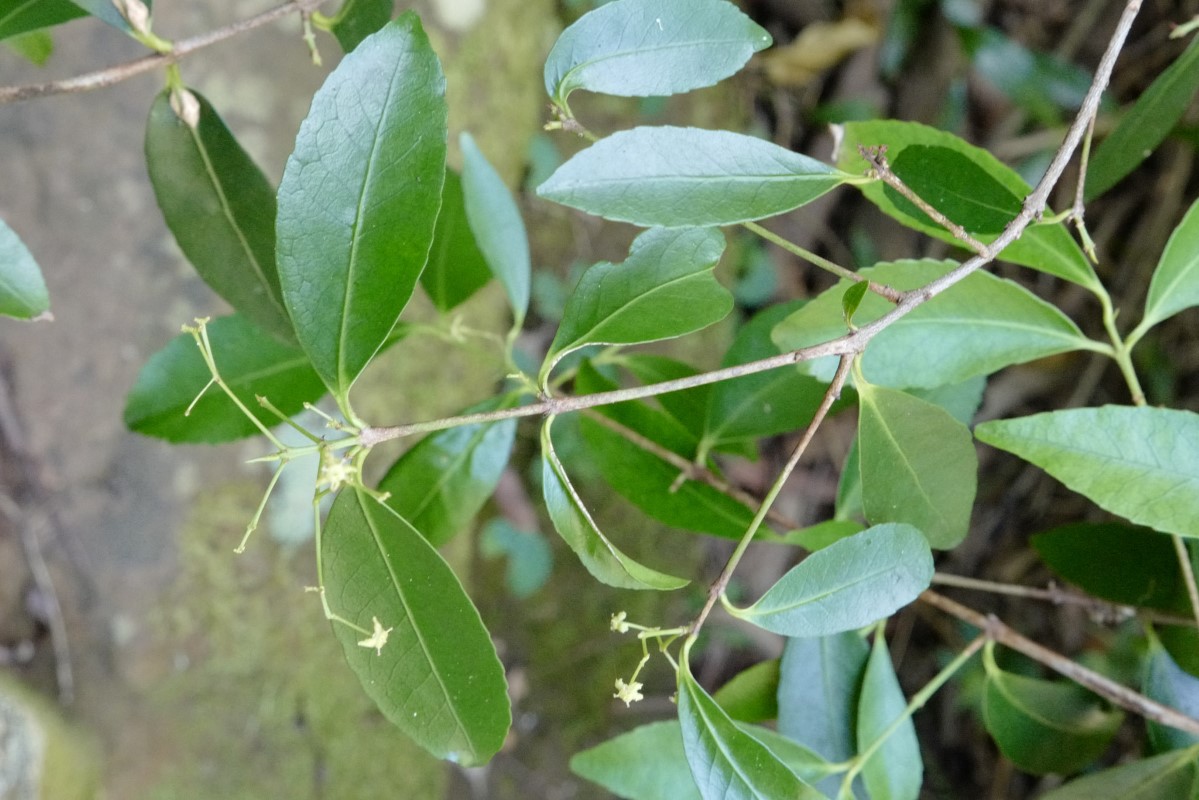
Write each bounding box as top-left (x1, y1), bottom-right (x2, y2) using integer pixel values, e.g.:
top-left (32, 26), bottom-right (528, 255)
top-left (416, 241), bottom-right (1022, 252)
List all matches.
top-left (319, 450), bottom-right (357, 492)
top-left (614, 678), bottom-right (644, 706)
top-left (610, 611), bottom-right (630, 633)
top-left (357, 616), bottom-right (393, 656)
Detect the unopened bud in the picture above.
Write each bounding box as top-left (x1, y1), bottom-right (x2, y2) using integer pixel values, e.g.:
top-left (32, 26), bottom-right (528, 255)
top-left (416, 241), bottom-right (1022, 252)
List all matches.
top-left (112, 0), bottom-right (150, 35)
top-left (169, 87), bottom-right (201, 129)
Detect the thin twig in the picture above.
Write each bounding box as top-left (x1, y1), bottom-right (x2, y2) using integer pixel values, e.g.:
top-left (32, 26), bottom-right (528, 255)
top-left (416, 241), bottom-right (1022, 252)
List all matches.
top-left (743, 221), bottom-right (903, 303)
top-left (0, 0), bottom-right (327, 105)
top-left (1171, 535), bottom-right (1199, 630)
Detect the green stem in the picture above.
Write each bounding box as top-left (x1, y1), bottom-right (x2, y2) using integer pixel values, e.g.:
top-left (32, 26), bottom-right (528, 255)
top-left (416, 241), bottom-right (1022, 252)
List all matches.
top-left (1098, 290), bottom-right (1146, 405)
top-left (742, 222), bottom-right (902, 303)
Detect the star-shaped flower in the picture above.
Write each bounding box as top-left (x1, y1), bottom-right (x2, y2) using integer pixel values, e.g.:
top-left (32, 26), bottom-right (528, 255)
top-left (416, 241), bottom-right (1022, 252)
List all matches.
top-left (357, 616), bottom-right (393, 656)
top-left (614, 678), bottom-right (644, 707)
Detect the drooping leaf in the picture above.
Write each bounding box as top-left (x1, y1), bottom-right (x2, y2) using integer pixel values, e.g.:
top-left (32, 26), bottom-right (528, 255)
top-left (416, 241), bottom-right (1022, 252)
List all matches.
top-left (277, 14), bottom-right (446, 397)
top-left (982, 646), bottom-right (1123, 775)
top-left (857, 633), bottom-right (923, 800)
top-left (326, 0), bottom-right (393, 52)
top-left (836, 120), bottom-right (1098, 290)
top-left (321, 488), bottom-right (510, 765)
top-left (778, 632), bottom-right (870, 764)
top-left (1138, 197), bottom-right (1199, 335)
top-left (975, 406), bottom-right (1199, 539)
top-left (146, 89), bottom-right (293, 343)
top-left (543, 227), bottom-right (731, 384)
top-left (0, 217), bottom-right (49, 320)
top-left (66, 0), bottom-right (151, 34)
top-left (729, 524), bottom-right (933, 637)
top-left (1037, 746), bottom-right (1199, 800)
top-left (377, 397), bottom-right (517, 547)
top-left (544, 0), bottom-right (771, 111)
top-left (460, 132), bottom-right (530, 327)
top-left (538, 126), bottom-right (852, 228)
top-left (420, 169), bottom-right (492, 312)
top-left (713, 659), bottom-right (780, 723)
top-left (1144, 637), bottom-right (1199, 753)
top-left (0, 0), bottom-right (85, 41)
top-left (772, 259), bottom-right (1091, 390)
top-left (123, 314), bottom-right (328, 443)
top-left (858, 382), bottom-right (977, 548)
top-left (541, 415), bottom-right (688, 590)
top-left (1087, 36), bottom-right (1199, 201)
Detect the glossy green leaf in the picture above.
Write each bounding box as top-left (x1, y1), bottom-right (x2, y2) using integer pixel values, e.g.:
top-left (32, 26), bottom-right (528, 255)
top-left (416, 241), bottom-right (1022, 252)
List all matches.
top-left (1087, 36), bottom-right (1199, 201)
top-left (975, 406), bottom-right (1199, 539)
top-left (713, 659), bottom-right (780, 723)
top-left (123, 314), bottom-right (327, 443)
top-left (0, 0), bottom-right (84, 40)
top-left (0, 217), bottom-right (49, 320)
top-left (841, 281), bottom-right (869, 327)
top-left (1145, 638), bottom-right (1199, 752)
top-left (730, 524), bottom-right (933, 636)
top-left (778, 632), bottom-right (870, 764)
top-left (967, 27), bottom-right (1091, 123)
top-left (541, 415), bottom-right (688, 590)
top-left (6, 29), bottom-right (52, 64)
top-left (543, 227), bottom-right (731, 384)
top-left (420, 169), bottom-right (491, 312)
top-left (326, 0), bottom-right (393, 52)
top-left (538, 126), bottom-right (852, 228)
top-left (146, 89), bottom-right (293, 343)
top-left (1038, 746), bottom-right (1199, 800)
top-left (277, 14), bottom-right (446, 396)
top-left (836, 120), bottom-right (1098, 290)
top-left (857, 633), bottom-right (922, 800)
top-left (1138, 197), bottom-right (1199, 334)
top-left (982, 647), bottom-right (1123, 775)
top-left (678, 654), bottom-right (823, 800)
top-left (460, 133), bottom-right (530, 326)
top-left (66, 0), bottom-right (150, 34)
top-left (544, 0), bottom-right (770, 111)
top-left (321, 488), bottom-right (510, 765)
top-left (377, 398), bottom-right (516, 547)
top-left (772, 259), bottom-right (1090, 390)
top-left (858, 382), bottom-right (977, 548)
top-left (1032, 522), bottom-right (1184, 611)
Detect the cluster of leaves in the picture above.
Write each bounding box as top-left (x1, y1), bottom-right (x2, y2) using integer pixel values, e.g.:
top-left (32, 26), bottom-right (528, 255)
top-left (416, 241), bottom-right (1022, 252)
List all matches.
top-left (5, 0), bottom-right (1199, 797)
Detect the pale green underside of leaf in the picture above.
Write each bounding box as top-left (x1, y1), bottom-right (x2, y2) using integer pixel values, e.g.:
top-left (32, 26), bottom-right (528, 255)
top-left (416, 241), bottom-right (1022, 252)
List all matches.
top-left (0, 216), bottom-right (49, 319)
top-left (778, 632), bottom-right (870, 765)
top-left (538, 126), bottom-right (850, 228)
top-left (975, 406), bottom-right (1199, 538)
top-left (0, 0), bottom-right (85, 41)
top-left (544, 0), bottom-right (771, 107)
top-left (66, 0), bottom-right (147, 33)
top-left (1139, 196), bottom-right (1199, 333)
top-left (321, 489), bottom-right (510, 766)
top-left (858, 634), bottom-right (922, 800)
top-left (1144, 639), bottom-right (1199, 753)
top-left (1037, 745), bottom-right (1199, 800)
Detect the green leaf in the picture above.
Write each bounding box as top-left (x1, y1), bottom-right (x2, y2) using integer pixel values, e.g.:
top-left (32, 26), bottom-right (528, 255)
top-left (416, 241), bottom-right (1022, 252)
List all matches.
top-left (841, 281), bottom-right (869, 328)
top-left (982, 647), bottom-right (1123, 775)
top-left (460, 132), bottom-right (530, 327)
top-left (420, 169), bottom-right (492, 312)
top-left (0, 217), bottom-right (49, 320)
top-left (544, 0), bottom-right (771, 111)
top-left (1144, 638), bottom-right (1199, 752)
top-left (619, 354), bottom-right (713, 443)
top-left (770, 520), bottom-right (866, 550)
top-left (543, 227), bottom-right (731, 384)
top-left (1037, 746), bottom-right (1199, 800)
top-left (479, 519), bottom-right (552, 599)
top-left (975, 406), bottom-right (1199, 539)
top-left (713, 659), bottom-right (780, 723)
top-left (967, 27), bottom-right (1091, 124)
top-left (858, 382), bottom-right (977, 548)
top-left (729, 524), bottom-right (933, 637)
top-left (123, 315), bottom-right (329, 443)
top-left (537, 126), bottom-right (852, 228)
top-left (146, 89), bottom-right (293, 343)
top-left (1139, 197), bottom-right (1199, 334)
top-left (836, 120), bottom-right (1098, 290)
top-left (772, 259), bottom-right (1090, 390)
top-left (66, 0), bottom-right (151, 34)
top-left (541, 415), bottom-right (688, 590)
top-left (1032, 523), bottom-right (1185, 611)
top-left (321, 489), bottom-right (510, 765)
top-left (277, 14), bottom-right (446, 396)
top-left (1087, 36), bottom-right (1199, 201)
top-left (778, 632), bottom-right (870, 764)
top-left (326, 0), bottom-right (393, 52)
top-left (377, 398), bottom-right (517, 547)
top-left (6, 29), bottom-right (52, 64)
top-left (857, 633), bottom-right (923, 800)
top-left (678, 654), bottom-right (823, 800)
top-left (0, 0), bottom-right (85, 40)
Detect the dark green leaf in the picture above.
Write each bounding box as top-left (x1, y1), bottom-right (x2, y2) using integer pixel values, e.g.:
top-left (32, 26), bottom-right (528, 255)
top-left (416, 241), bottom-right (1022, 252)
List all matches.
top-left (420, 169), bottom-right (492, 312)
top-left (858, 382), bottom-right (977, 548)
top-left (841, 281), bottom-right (869, 327)
top-left (1037, 746), bottom-right (1199, 800)
top-left (146, 89), bottom-right (293, 343)
top-left (378, 398), bottom-right (517, 547)
top-left (968, 27), bottom-right (1091, 123)
top-left (544, 0), bottom-right (771, 110)
top-left (327, 0), bottom-right (393, 52)
top-left (836, 120), bottom-right (1098, 290)
top-left (123, 314), bottom-right (327, 443)
top-left (1138, 197), bottom-right (1199, 334)
top-left (975, 407), bottom-right (1199, 539)
top-left (778, 632), bottom-right (870, 765)
top-left (884, 146), bottom-right (1019, 233)
top-left (714, 659), bottom-right (780, 723)
top-left (0, 217), bottom-right (49, 320)
top-left (277, 14), bottom-right (446, 396)
top-left (857, 633), bottom-right (923, 800)
top-left (1145, 638), bottom-right (1199, 752)
top-left (541, 415), bottom-right (688, 590)
top-left (460, 132), bottom-right (530, 326)
top-left (773, 259), bottom-right (1090, 391)
top-left (0, 0), bottom-right (84, 40)
top-left (730, 524), bottom-right (933, 636)
top-left (6, 29), bottom-right (52, 64)
top-left (479, 519), bottom-right (552, 599)
top-left (619, 354), bottom-right (712, 443)
top-left (321, 489), bottom-right (510, 765)
top-left (543, 227), bottom-right (731, 384)
top-left (1087, 36), bottom-right (1199, 201)
top-left (538, 126), bottom-right (851, 228)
